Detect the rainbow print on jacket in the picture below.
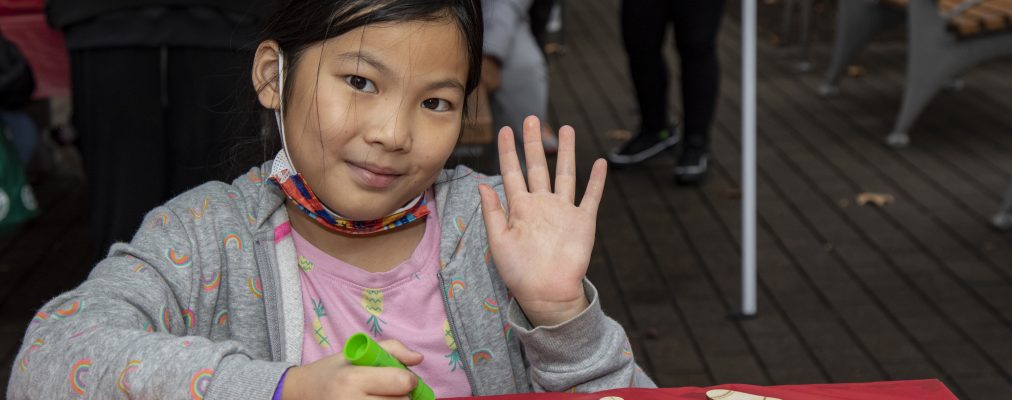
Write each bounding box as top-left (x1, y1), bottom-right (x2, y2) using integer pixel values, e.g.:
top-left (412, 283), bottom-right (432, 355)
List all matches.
top-left (18, 338), bottom-right (43, 372)
top-left (69, 358), bottom-right (92, 395)
top-left (182, 309), bottom-right (196, 329)
top-left (190, 198), bottom-right (210, 220)
top-left (471, 349), bottom-right (492, 367)
top-left (248, 276), bottom-right (263, 299)
top-left (482, 297), bottom-right (499, 313)
top-left (447, 278), bottom-right (465, 299)
top-left (223, 233), bottom-right (243, 250)
top-left (166, 248), bottom-right (192, 269)
top-left (201, 272), bottom-right (221, 292)
top-left (215, 310), bottom-right (229, 327)
top-left (116, 360), bottom-right (141, 395)
top-left (54, 300), bottom-right (82, 318)
top-left (161, 307), bottom-right (173, 332)
top-left (190, 368), bottom-right (213, 400)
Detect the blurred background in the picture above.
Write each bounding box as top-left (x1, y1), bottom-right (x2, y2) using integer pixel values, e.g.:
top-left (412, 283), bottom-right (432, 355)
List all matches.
top-left (2, 0), bottom-right (1012, 398)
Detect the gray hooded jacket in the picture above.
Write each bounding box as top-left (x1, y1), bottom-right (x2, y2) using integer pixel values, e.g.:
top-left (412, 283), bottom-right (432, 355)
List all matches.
top-left (7, 163), bottom-right (654, 399)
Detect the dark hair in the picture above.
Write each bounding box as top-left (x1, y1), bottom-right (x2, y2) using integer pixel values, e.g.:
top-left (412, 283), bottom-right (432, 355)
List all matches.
top-left (267, 0), bottom-right (482, 98)
top-left (229, 0), bottom-right (481, 175)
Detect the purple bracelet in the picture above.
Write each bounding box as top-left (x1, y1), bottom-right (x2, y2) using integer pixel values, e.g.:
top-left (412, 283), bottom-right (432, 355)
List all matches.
top-left (272, 368), bottom-right (290, 400)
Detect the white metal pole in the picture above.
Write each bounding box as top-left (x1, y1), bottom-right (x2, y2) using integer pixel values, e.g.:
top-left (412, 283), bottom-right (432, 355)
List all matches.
top-left (741, 0), bottom-right (758, 316)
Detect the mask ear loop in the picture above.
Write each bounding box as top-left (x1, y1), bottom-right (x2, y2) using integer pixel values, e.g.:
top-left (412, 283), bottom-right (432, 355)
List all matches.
top-left (274, 51), bottom-right (298, 174)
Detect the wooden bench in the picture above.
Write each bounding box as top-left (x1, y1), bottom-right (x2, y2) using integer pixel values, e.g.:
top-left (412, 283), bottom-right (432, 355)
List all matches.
top-left (820, 0), bottom-right (1012, 147)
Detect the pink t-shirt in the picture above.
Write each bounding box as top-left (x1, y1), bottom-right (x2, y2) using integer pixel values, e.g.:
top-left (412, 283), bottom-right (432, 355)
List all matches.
top-left (289, 203), bottom-right (471, 398)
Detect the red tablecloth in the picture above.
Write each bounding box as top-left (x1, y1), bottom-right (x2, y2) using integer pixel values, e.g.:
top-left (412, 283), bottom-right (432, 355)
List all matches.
top-left (447, 379), bottom-right (957, 400)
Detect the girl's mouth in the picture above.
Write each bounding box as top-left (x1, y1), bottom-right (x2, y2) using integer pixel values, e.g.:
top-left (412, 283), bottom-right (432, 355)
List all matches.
top-left (347, 161), bottom-right (402, 189)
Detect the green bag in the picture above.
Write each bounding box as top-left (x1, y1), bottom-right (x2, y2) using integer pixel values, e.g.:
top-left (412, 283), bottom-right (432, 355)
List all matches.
top-left (0, 123), bottom-right (38, 233)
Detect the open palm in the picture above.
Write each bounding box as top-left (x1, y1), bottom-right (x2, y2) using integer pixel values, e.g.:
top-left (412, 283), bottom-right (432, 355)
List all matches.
top-left (478, 116), bottom-right (607, 327)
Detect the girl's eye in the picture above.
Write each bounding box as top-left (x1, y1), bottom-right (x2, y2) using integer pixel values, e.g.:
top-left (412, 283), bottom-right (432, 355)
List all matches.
top-left (345, 75), bottom-right (377, 93)
top-left (422, 98), bottom-right (452, 112)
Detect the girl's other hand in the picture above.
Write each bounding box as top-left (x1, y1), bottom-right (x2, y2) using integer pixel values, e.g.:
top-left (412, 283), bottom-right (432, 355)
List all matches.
top-left (282, 339), bottom-right (423, 400)
top-left (478, 115), bottom-right (606, 327)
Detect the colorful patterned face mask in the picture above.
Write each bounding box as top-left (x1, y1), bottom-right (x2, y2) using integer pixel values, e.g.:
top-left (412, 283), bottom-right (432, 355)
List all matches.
top-left (267, 52), bottom-right (430, 235)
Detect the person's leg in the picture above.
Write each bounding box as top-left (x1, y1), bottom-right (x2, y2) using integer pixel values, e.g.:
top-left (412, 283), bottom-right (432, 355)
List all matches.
top-left (71, 48), bottom-right (166, 255)
top-left (165, 46), bottom-right (253, 194)
top-left (489, 21), bottom-right (551, 165)
top-left (671, 0), bottom-right (725, 183)
top-left (607, 0), bottom-right (677, 165)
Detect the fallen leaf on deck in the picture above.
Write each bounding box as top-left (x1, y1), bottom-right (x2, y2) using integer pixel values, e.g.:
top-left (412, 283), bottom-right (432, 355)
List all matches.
top-left (607, 129), bottom-right (633, 141)
top-left (847, 65), bottom-right (866, 77)
top-left (856, 192), bottom-right (894, 207)
top-left (722, 188), bottom-right (742, 199)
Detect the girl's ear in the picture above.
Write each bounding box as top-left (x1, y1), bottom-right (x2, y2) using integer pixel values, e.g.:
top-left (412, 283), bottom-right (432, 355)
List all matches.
top-left (252, 40), bottom-right (282, 110)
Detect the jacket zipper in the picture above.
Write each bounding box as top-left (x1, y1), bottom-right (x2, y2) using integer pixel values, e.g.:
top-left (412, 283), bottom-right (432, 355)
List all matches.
top-left (255, 239), bottom-right (285, 362)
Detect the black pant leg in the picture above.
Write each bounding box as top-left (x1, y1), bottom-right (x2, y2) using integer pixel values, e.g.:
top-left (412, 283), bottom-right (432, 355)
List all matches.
top-left (165, 47), bottom-right (253, 195)
top-left (671, 0), bottom-right (726, 149)
top-left (621, 0), bottom-right (673, 133)
top-left (71, 48), bottom-right (167, 256)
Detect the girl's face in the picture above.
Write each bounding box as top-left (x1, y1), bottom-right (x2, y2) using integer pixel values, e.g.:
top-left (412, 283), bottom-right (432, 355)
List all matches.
top-left (254, 19), bottom-right (468, 220)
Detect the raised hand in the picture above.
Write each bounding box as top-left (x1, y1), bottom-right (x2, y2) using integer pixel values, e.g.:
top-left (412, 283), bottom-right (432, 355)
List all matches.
top-left (477, 115), bottom-right (607, 327)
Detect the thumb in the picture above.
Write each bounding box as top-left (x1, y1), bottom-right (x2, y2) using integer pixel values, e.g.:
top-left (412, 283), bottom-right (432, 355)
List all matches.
top-left (377, 339), bottom-right (424, 367)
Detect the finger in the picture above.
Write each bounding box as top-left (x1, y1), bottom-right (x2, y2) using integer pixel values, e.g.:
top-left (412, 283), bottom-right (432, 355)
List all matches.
top-left (521, 115), bottom-right (552, 193)
top-left (377, 339), bottom-right (423, 367)
top-left (579, 158), bottom-right (608, 215)
top-left (478, 184), bottom-right (509, 239)
top-left (497, 126), bottom-right (527, 202)
top-left (554, 125), bottom-right (577, 203)
top-left (354, 367), bottom-right (418, 397)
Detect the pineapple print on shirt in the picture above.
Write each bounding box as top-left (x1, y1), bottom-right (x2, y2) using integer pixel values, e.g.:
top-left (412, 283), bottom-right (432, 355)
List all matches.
top-left (443, 319), bottom-right (464, 372)
top-left (311, 299), bottom-right (331, 349)
top-left (298, 256), bottom-right (314, 272)
top-left (362, 289), bottom-right (386, 337)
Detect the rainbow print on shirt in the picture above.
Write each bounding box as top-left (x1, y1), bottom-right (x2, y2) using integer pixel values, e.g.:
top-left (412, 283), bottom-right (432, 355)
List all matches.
top-left (361, 289), bottom-right (386, 337)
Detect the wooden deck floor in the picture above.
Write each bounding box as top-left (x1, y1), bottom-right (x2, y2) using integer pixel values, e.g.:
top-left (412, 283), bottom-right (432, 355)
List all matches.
top-left (2, 1), bottom-right (1012, 398)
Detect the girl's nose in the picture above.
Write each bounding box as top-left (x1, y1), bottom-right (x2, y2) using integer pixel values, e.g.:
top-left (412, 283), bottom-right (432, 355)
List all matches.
top-left (363, 109), bottom-right (412, 152)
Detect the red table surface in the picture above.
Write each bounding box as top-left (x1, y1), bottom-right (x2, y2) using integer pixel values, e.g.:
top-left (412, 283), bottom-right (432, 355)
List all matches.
top-left (446, 379), bottom-right (957, 400)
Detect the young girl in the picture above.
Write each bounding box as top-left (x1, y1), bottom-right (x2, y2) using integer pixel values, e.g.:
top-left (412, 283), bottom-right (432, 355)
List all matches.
top-left (8, 1), bottom-right (655, 398)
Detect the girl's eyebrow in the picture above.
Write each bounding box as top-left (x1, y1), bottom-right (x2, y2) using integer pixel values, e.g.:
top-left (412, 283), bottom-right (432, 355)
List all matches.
top-left (337, 51), bottom-right (391, 76)
top-left (426, 79), bottom-right (465, 93)
top-left (338, 50), bottom-right (464, 93)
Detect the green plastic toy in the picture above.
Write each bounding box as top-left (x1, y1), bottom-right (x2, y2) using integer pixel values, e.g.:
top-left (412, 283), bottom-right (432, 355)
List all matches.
top-left (343, 333), bottom-right (436, 400)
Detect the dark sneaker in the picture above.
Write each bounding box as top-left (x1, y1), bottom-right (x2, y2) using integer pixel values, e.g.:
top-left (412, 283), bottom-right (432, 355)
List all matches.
top-left (607, 125), bottom-right (680, 166)
top-left (674, 146), bottom-right (709, 185)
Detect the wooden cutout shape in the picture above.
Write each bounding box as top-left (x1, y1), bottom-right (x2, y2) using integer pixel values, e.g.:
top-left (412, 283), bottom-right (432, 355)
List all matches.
top-left (856, 192), bottom-right (895, 207)
top-left (705, 389), bottom-right (782, 400)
